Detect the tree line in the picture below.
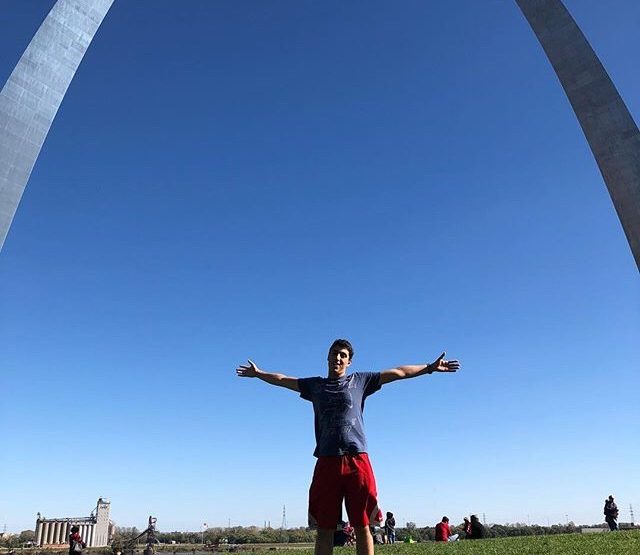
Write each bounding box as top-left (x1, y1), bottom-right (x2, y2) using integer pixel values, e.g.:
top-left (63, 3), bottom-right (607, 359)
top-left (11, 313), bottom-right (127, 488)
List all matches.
top-left (0, 530), bottom-right (36, 549)
top-left (111, 526), bottom-right (315, 548)
top-left (2, 521), bottom-right (630, 550)
top-left (115, 522), bottom-right (618, 545)
top-left (111, 521), bottom-right (599, 545)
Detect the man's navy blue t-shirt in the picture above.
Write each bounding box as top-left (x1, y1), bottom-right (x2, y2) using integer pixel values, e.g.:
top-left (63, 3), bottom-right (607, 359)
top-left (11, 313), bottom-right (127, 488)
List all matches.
top-left (298, 372), bottom-right (381, 457)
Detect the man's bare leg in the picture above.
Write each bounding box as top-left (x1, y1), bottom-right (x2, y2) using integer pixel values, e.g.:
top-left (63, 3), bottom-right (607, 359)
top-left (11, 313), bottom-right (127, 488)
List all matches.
top-left (354, 527), bottom-right (373, 555)
top-left (315, 528), bottom-right (334, 555)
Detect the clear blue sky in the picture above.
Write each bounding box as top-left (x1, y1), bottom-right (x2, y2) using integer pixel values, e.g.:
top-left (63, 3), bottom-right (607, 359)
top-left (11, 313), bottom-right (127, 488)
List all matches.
top-left (1, 0), bottom-right (639, 534)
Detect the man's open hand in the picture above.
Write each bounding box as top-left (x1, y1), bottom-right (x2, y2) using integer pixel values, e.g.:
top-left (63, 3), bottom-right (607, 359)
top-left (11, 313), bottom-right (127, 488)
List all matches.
top-left (236, 359), bottom-right (261, 378)
top-left (430, 352), bottom-right (460, 373)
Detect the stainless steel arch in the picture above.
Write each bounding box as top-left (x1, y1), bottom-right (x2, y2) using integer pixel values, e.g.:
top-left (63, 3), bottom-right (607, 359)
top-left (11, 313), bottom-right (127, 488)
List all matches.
top-left (516, 0), bottom-right (640, 271)
top-left (3, 0), bottom-right (639, 272)
top-left (0, 0), bottom-right (114, 251)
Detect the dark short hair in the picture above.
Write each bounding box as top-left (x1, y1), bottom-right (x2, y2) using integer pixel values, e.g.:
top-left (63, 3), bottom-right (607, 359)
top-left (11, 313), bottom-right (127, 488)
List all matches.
top-left (442, 516), bottom-right (449, 522)
top-left (71, 526), bottom-right (79, 533)
top-left (329, 339), bottom-right (354, 360)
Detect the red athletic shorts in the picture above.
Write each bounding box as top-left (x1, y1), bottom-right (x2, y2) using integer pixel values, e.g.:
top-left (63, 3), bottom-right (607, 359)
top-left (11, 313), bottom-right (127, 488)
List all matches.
top-left (308, 453), bottom-right (383, 529)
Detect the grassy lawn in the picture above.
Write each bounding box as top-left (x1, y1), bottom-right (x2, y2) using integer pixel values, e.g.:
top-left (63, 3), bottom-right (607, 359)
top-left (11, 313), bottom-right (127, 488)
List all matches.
top-left (4, 533), bottom-right (640, 555)
top-left (149, 531), bottom-right (640, 555)
top-left (249, 531), bottom-right (640, 555)
top-left (331, 531), bottom-right (640, 555)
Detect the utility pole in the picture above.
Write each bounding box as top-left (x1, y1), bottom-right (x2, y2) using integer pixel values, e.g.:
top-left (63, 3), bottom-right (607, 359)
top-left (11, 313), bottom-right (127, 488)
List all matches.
top-left (280, 506), bottom-right (287, 543)
top-left (630, 505), bottom-right (635, 526)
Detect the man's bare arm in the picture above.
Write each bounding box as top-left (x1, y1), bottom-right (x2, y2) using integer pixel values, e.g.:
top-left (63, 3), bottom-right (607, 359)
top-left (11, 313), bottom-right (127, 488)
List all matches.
top-left (236, 359), bottom-right (300, 392)
top-left (379, 352), bottom-right (459, 385)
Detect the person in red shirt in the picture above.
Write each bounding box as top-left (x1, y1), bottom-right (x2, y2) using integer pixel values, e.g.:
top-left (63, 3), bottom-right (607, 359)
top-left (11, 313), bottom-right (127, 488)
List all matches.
top-left (434, 517), bottom-right (459, 542)
top-left (435, 517), bottom-right (451, 542)
top-left (68, 526), bottom-right (86, 555)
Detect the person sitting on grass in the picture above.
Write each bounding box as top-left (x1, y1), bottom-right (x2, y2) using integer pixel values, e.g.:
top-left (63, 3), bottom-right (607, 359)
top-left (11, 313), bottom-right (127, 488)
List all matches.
top-left (435, 517), bottom-right (459, 542)
top-left (468, 515), bottom-right (486, 540)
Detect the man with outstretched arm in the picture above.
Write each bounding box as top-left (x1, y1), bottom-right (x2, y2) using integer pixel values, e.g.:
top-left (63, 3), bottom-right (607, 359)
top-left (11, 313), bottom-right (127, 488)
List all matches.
top-left (236, 338), bottom-right (459, 555)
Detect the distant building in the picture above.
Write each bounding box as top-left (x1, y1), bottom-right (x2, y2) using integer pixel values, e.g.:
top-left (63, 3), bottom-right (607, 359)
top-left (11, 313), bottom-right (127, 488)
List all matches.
top-left (35, 498), bottom-right (113, 547)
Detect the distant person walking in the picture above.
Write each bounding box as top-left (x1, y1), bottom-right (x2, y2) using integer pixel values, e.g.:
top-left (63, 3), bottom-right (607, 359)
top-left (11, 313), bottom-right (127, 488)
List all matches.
top-left (384, 512), bottom-right (396, 544)
top-left (69, 526), bottom-right (85, 555)
top-left (468, 515), bottom-right (486, 540)
top-left (604, 495), bottom-right (619, 531)
top-left (237, 339), bottom-right (459, 555)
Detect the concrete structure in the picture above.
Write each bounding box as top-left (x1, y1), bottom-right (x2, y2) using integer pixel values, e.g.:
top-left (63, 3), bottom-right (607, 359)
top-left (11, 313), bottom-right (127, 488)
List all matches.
top-left (35, 498), bottom-right (112, 547)
top-left (516, 0), bottom-right (640, 271)
top-left (3, 0), bottom-right (638, 272)
top-left (0, 0), bottom-right (114, 252)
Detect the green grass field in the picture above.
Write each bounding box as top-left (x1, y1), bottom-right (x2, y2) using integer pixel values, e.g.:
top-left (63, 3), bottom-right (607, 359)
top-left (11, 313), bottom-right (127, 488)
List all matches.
top-left (162, 531), bottom-right (640, 555)
top-left (248, 531), bottom-right (640, 555)
top-left (335, 531), bottom-right (640, 555)
top-left (179, 531), bottom-right (639, 555)
top-left (4, 533), bottom-right (640, 555)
